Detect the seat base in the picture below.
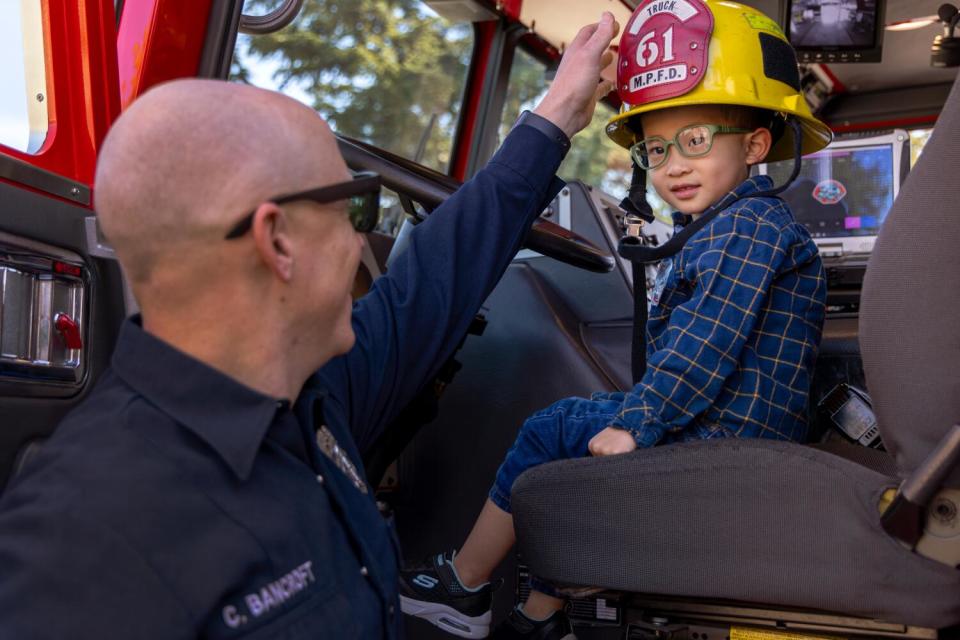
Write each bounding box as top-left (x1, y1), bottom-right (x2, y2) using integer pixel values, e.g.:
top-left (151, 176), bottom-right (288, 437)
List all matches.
top-left (516, 564), bottom-right (943, 639)
top-left (617, 594), bottom-right (941, 639)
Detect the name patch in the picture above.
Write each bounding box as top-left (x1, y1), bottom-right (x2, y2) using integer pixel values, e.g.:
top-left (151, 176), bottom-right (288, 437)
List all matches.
top-left (222, 561), bottom-right (316, 629)
top-left (631, 63), bottom-right (688, 91)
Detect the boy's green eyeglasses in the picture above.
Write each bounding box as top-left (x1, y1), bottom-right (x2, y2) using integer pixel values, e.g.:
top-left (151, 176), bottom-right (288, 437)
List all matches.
top-left (224, 171), bottom-right (382, 239)
top-left (630, 124), bottom-right (753, 170)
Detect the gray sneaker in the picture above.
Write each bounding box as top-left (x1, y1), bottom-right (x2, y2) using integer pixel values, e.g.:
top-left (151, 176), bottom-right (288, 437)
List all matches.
top-left (399, 551), bottom-right (494, 638)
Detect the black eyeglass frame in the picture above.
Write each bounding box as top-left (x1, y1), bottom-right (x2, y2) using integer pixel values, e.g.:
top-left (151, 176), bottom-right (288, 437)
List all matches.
top-left (224, 171), bottom-right (382, 239)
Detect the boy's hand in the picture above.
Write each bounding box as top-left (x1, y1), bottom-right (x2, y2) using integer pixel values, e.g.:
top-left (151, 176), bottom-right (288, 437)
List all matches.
top-left (588, 426), bottom-right (637, 457)
top-left (533, 12), bottom-right (619, 139)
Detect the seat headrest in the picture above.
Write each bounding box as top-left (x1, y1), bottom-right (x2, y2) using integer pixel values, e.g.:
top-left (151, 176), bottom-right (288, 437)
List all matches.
top-left (859, 70), bottom-right (960, 487)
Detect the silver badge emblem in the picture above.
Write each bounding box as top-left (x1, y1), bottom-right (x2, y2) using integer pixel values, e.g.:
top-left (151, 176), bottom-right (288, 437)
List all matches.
top-left (316, 425), bottom-right (369, 494)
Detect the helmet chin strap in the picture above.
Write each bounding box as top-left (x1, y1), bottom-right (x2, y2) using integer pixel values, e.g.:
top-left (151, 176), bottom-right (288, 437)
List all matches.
top-left (617, 116), bottom-right (804, 383)
top-left (619, 162), bottom-right (657, 224)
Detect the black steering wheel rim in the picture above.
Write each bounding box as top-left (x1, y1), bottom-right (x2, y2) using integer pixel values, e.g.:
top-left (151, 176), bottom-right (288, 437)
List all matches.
top-left (337, 136), bottom-right (615, 273)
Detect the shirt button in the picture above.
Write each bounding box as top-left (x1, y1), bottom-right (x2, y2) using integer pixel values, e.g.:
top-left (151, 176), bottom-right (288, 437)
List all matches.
top-left (360, 566), bottom-right (369, 577)
top-left (316, 474), bottom-right (324, 484)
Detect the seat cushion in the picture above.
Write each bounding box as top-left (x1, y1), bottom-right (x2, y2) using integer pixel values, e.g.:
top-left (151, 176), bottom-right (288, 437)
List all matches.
top-left (511, 439), bottom-right (960, 628)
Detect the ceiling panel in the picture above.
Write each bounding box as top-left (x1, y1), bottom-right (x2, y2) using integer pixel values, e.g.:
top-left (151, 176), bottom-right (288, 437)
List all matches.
top-left (518, 0), bottom-right (635, 51)
top-left (518, 0), bottom-right (958, 94)
top-left (823, 0), bottom-right (958, 92)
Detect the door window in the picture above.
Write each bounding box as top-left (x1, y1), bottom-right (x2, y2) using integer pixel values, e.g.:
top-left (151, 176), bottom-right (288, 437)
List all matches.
top-left (0, 0), bottom-right (49, 154)
top-left (232, 0), bottom-right (473, 175)
top-left (233, 0), bottom-right (474, 237)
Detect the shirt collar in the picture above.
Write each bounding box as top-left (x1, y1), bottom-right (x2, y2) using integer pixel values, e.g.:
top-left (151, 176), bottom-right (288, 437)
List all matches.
top-left (110, 316), bottom-right (282, 481)
top-left (671, 174), bottom-right (774, 227)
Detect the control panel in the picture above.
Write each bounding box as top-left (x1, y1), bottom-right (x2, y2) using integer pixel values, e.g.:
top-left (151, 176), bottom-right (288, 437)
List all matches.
top-left (0, 231), bottom-right (87, 390)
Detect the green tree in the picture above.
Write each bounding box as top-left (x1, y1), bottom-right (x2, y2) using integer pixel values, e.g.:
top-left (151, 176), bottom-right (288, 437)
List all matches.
top-left (234, 0), bottom-right (473, 173)
top-left (234, 0), bottom-right (635, 205)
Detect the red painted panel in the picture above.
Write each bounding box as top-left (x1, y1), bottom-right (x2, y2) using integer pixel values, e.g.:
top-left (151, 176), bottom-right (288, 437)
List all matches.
top-left (116, 0), bottom-right (215, 110)
top-left (818, 64), bottom-right (848, 94)
top-left (500, 0), bottom-right (523, 21)
top-left (451, 21), bottom-right (498, 180)
top-left (0, 0), bottom-right (121, 199)
top-left (829, 114), bottom-right (938, 134)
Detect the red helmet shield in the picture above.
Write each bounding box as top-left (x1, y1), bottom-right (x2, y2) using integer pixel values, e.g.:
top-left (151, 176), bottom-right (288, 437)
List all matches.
top-left (617, 0), bottom-right (714, 107)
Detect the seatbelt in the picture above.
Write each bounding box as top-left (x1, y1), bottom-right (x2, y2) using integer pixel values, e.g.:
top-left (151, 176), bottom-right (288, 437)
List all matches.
top-left (619, 166), bottom-right (656, 384)
top-left (617, 117), bottom-right (804, 385)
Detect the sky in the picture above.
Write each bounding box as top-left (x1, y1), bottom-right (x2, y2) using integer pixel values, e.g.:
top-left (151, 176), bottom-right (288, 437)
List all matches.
top-left (0, 2), bottom-right (32, 153)
top-left (235, 33), bottom-right (314, 105)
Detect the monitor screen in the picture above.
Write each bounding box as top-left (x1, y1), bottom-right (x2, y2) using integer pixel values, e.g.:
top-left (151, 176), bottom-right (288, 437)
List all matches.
top-left (764, 144), bottom-right (895, 240)
top-left (784, 0), bottom-right (885, 63)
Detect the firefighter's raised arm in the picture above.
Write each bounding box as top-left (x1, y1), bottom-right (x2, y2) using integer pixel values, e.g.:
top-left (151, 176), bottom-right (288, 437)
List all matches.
top-left (319, 13), bottom-right (621, 452)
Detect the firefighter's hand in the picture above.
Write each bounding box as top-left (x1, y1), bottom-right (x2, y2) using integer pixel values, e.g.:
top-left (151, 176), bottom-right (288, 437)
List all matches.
top-left (588, 426), bottom-right (637, 457)
top-left (534, 12), bottom-right (619, 139)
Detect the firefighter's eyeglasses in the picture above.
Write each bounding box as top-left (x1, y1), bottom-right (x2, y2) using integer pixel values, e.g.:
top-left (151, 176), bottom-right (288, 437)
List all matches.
top-left (224, 171), bottom-right (382, 239)
top-left (630, 124), bottom-right (752, 170)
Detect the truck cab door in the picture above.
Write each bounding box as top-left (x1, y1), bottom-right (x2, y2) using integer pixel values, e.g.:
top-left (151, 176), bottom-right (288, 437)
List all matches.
top-left (0, 0), bottom-right (126, 491)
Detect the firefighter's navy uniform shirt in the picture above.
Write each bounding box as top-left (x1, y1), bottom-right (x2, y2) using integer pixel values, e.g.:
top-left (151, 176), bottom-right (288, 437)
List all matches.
top-left (0, 120), bottom-right (567, 639)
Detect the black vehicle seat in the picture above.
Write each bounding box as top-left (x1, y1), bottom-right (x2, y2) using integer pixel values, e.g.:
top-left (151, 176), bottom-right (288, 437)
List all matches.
top-left (509, 72), bottom-right (960, 627)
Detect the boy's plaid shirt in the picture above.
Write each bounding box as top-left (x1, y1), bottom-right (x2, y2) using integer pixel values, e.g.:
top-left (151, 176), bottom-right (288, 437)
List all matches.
top-left (607, 175), bottom-right (827, 446)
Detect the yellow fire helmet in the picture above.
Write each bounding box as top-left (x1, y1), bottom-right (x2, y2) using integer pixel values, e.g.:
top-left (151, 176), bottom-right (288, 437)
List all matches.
top-left (606, 0), bottom-right (833, 162)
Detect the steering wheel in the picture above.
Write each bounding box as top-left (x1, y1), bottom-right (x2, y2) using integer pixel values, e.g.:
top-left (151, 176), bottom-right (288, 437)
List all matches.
top-left (337, 136), bottom-right (615, 273)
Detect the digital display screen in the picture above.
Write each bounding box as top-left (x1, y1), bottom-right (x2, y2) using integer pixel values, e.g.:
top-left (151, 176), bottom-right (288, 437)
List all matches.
top-left (765, 145), bottom-right (894, 238)
top-left (785, 0), bottom-right (883, 62)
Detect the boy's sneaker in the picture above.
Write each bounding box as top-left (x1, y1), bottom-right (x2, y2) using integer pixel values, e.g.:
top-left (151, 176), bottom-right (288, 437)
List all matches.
top-left (399, 551), bottom-right (494, 638)
top-left (491, 607), bottom-right (576, 640)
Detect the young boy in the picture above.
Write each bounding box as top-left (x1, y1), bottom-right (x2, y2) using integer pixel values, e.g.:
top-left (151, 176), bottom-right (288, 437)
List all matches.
top-left (401, 2), bottom-right (831, 638)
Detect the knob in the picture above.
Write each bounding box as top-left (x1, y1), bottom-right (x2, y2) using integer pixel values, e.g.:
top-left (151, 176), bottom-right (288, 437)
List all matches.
top-left (54, 313), bottom-right (83, 349)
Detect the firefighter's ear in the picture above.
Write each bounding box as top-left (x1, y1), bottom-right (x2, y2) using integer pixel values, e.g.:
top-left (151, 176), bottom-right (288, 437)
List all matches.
top-left (744, 127), bottom-right (773, 165)
top-left (251, 203), bottom-right (294, 282)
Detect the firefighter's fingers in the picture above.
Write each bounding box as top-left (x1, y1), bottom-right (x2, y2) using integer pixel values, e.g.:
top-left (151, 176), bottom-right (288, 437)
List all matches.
top-left (594, 79), bottom-right (615, 103)
top-left (586, 12), bottom-right (620, 54)
top-left (600, 50), bottom-right (614, 69)
top-left (534, 13), bottom-right (619, 137)
top-left (569, 20), bottom-right (600, 50)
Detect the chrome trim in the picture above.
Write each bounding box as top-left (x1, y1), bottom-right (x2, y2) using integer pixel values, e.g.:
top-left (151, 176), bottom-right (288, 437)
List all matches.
top-left (0, 230), bottom-right (87, 263)
top-left (0, 233), bottom-right (88, 390)
top-left (83, 216), bottom-right (117, 260)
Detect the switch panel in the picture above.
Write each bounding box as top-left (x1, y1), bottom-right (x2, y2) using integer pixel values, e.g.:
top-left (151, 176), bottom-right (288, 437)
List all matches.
top-left (0, 232), bottom-right (86, 386)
